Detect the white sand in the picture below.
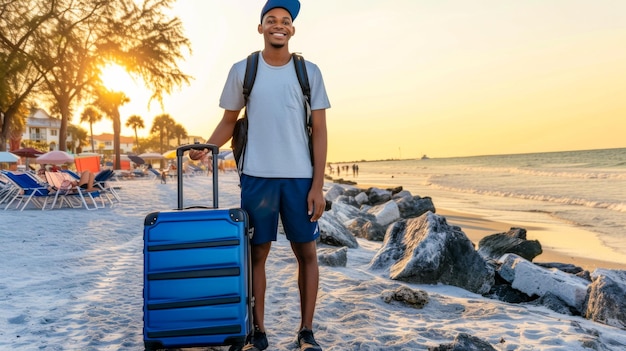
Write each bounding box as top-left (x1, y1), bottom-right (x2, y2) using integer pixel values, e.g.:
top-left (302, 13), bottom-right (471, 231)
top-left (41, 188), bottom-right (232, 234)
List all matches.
top-left (1, 172), bottom-right (625, 350)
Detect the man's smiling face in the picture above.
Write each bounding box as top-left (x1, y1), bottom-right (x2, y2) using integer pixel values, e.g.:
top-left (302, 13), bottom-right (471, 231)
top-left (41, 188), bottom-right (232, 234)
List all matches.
top-left (259, 7), bottom-right (295, 49)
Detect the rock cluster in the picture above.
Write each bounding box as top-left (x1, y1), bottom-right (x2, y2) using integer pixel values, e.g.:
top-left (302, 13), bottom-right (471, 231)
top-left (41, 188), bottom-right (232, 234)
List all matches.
top-left (318, 183), bottom-right (626, 331)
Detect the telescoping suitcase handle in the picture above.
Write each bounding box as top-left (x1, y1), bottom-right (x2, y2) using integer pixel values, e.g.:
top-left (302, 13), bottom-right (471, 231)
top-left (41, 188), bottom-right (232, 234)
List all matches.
top-left (176, 143), bottom-right (219, 210)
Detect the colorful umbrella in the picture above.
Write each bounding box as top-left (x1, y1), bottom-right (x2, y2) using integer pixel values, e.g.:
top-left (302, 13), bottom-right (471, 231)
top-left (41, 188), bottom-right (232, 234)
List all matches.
top-left (139, 152), bottom-right (164, 160)
top-left (35, 150), bottom-right (74, 164)
top-left (162, 150), bottom-right (177, 159)
top-left (0, 151), bottom-right (19, 163)
top-left (128, 155), bottom-right (145, 164)
top-left (11, 147), bottom-right (44, 158)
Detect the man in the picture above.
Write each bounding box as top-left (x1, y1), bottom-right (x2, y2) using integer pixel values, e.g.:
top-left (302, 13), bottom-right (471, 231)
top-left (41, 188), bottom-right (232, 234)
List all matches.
top-left (189, 1), bottom-right (330, 350)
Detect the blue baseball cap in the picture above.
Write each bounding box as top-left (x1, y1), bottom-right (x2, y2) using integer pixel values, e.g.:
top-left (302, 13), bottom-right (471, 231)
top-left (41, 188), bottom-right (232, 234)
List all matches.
top-left (260, 0), bottom-right (301, 23)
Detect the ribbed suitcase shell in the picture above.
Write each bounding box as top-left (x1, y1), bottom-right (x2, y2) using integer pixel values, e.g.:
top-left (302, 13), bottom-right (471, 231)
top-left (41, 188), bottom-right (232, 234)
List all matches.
top-left (143, 144), bottom-right (252, 350)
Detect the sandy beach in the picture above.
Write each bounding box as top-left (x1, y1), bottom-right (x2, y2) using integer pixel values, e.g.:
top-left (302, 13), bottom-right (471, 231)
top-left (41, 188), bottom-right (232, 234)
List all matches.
top-left (438, 208), bottom-right (626, 271)
top-left (1, 171), bottom-right (625, 350)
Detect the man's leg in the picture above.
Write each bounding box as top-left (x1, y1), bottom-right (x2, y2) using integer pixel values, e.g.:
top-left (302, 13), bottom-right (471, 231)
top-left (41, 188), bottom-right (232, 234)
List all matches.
top-left (250, 242), bottom-right (272, 332)
top-left (290, 240), bottom-right (319, 330)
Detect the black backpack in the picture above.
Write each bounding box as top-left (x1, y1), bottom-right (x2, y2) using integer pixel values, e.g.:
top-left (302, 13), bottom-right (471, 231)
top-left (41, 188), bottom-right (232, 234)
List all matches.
top-left (231, 51), bottom-right (313, 173)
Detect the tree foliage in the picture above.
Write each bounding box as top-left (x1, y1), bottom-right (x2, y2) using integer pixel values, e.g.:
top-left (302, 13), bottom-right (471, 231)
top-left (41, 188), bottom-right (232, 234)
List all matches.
top-left (79, 105), bottom-right (102, 152)
top-left (0, 0), bottom-right (53, 151)
top-left (0, 0), bottom-right (191, 161)
top-left (125, 114), bottom-right (144, 153)
top-left (171, 123), bottom-right (188, 146)
top-left (91, 87), bottom-right (129, 169)
top-left (67, 124), bottom-right (89, 154)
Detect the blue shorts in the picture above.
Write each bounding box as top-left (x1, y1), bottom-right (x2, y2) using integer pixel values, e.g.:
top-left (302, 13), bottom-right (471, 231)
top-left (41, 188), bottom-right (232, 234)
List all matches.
top-left (240, 175), bottom-right (320, 245)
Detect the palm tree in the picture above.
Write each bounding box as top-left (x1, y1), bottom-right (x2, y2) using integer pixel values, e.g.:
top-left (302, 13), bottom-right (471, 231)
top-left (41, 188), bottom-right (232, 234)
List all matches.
top-left (171, 123), bottom-right (188, 146)
top-left (67, 124), bottom-right (89, 154)
top-left (79, 106), bottom-right (103, 152)
top-left (125, 115), bottom-right (144, 152)
top-left (93, 88), bottom-right (130, 170)
top-left (150, 114), bottom-right (173, 169)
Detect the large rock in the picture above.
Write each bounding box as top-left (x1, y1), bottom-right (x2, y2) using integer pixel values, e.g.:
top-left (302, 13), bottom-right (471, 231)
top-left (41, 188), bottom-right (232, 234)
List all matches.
top-left (367, 187), bottom-right (392, 205)
top-left (325, 201), bottom-right (363, 224)
top-left (535, 262), bottom-right (585, 276)
top-left (324, 184), bottom-right (345, 202)
top-left (317, 247), bottom-right (348, 267)
top-left (497, 253), bottom-right (589, 313)
top-left (354, 191), bottom-right (369, 205)
top-left (394, 194), bottom-right (436, 219)
top-left (585, 269), bottom-right (626, 329)
top-left (346, 217), bottom-right (386, 241)
top-left (317, 212), bottom-right (359, 248)
top-left (365, 200), bottom-right (400, 227)
top-left (477, 228), bottom-right (542, 262)
top-left (369, 212), bottom-right (494, 294)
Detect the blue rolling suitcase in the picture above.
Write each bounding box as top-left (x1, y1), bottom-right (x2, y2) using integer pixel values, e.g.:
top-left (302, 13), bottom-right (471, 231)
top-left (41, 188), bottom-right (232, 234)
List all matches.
top-left (143, 144), bottom-right (252, 350)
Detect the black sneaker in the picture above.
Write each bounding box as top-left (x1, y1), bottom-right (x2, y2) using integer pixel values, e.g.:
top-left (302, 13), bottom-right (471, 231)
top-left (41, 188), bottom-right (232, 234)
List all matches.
top-left (296, 328), bottom-right (322, 351)
top-left (230, 326), bottom-right (268, 351)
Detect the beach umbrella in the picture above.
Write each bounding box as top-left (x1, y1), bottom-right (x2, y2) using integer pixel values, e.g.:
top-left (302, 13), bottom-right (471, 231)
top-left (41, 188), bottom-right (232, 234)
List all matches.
top-left (162, 150), bottom-right (177, 159)
top-left (0, 151), bottom-right (19, 163)
top-left (11, 147), bottom-right (44, 169)
top-left (35, 150), bottom-right (74, 164)
top-left (128, 155), bottom-right (145, 165)
top-left (139, 152), bottom-right (164, 160)
top-left (11, 147), bottom-right (44, 158)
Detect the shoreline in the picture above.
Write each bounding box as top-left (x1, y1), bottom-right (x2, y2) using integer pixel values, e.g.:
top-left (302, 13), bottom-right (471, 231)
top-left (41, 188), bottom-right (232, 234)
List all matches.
top-left (437, 208), bottom-right (626, 271)
top-left (332, 179), bottom-right (626, 272)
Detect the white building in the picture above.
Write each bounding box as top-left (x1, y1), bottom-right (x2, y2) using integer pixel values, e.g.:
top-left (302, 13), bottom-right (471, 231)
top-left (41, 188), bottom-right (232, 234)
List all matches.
top-left (21, 109), bottom-right (136, 153)
top-left (22, 109), bottom-right (69, 151)
top-left (90, 133), bottom-right (135, 154)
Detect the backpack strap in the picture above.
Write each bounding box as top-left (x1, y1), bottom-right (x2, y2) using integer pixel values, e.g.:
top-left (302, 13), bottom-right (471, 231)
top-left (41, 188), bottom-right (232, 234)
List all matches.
top-left (292, 53), bottom-right (311, 103)
top-left (243, 51), bottom-right (260, 104)
top-left (292, 53), bottom-right (314, 165)
top-left (235, 51), bottom-right (260, 175)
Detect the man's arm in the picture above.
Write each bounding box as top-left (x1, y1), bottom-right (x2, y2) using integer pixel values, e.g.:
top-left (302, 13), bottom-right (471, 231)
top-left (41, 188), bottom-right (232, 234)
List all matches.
top-left (189, 109), bottom-right (241, 160)
top-left (307, 108), bottom-right (327, 221)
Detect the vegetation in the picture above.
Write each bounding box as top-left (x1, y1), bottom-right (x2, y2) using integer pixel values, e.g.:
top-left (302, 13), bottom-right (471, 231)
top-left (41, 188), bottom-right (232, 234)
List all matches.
top-left (125, 115), bottom-right (145, 153)
top-left (0, 0), bottom-right (192, 165)
top-left (66, 124), bottom-right (89, 154)
top-left (79, 106), bottom-right (103, 153)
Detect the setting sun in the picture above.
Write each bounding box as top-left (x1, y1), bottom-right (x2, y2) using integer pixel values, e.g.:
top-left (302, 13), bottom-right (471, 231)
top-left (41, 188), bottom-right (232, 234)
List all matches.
top-left (96, 63), bottom-right (154, 128)
top-left (100, 63), bottom-right (136, 92)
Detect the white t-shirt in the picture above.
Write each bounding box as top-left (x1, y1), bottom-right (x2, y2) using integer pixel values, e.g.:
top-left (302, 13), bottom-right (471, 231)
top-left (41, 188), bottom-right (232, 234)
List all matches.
top-left (220, 53), bottom-right (331, 178)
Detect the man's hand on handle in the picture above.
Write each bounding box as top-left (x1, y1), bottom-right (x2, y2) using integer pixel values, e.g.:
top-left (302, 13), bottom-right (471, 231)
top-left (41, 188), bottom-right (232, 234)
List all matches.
top-left (188, 149), bottom-right (208, 162)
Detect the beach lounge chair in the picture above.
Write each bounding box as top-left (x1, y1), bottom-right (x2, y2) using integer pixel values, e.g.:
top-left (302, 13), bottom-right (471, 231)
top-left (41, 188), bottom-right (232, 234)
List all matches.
top-left (61, 169), bottom-right (81, 180)
top-left (62, 169), bottom-right (118, 204)
top-left (2, 171), bottom-right (55, 211)
top-left (147, 168), bottom-right (165, 182)
top-left (93, 169), bottom-right (121, 202)
top-left (0, 172), bottom-right (20, 205)
top-left (45, 171), bottom-right (105, 210)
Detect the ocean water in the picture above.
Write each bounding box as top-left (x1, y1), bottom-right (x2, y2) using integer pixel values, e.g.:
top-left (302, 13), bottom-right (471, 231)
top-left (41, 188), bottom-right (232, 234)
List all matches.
top-left (334, 148), bottom-right (626, 263)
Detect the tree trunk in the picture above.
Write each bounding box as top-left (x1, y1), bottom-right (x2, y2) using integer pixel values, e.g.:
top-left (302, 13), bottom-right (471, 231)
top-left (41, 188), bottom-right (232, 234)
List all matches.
top-left (134, 128), bottom-right (139, 152)
top-left (90, 123), bottom-right (95, 153)
top-left (58, 102), bottom-right (71, 151)
top-left (1, 107), bottom-right (17, 152)
top-left (0, 127), bottom-right (7, 152)
top-left (113, 112), bottom-right (121, 170)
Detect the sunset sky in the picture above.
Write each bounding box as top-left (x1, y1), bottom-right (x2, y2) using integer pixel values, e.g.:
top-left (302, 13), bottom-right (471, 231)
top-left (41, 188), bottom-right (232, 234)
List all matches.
top-left (92, 0), bottom-right (626, 162)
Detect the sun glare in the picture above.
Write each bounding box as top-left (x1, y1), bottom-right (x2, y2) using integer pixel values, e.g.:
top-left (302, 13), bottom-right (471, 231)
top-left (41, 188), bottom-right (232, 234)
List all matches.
top-left (100, 64), bottom-right (136, 92)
